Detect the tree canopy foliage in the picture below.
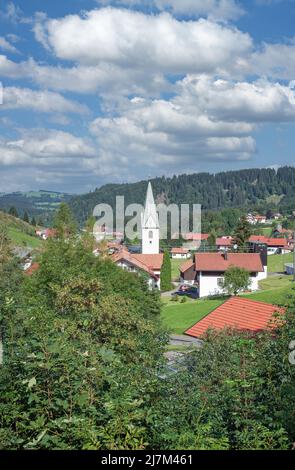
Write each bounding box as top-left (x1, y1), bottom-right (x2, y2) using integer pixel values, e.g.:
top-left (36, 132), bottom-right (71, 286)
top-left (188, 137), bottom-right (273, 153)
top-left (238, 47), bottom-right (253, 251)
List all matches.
top-left (0, 236), bottom-right (295, 450)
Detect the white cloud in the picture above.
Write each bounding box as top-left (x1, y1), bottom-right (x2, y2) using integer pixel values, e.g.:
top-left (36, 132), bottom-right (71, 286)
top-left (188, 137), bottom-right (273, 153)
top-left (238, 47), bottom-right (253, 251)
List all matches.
top-left (250, 40), bottom-right (295, 80)
top-left (88, 74), bottom-right (295, 177)
top-left (36, 8), bottom-right (251, 72)
top-left (96, 0), bottom-right (244, 20)
top-left (0, 1), bottom-right (32, 24)
top-left (0, 130), bottom-right (96, 167)
top-left (175, 75), bottom-right (295, 122)
top-left (1, 86), bottom-right (88, 114)
top-left (0, 36), bottom-right (18, 53)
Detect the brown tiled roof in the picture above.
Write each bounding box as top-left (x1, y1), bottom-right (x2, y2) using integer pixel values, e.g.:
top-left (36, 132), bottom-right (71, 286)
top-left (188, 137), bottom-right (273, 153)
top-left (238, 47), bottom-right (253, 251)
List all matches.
top-left (185, 297), bottom-right (285, 338)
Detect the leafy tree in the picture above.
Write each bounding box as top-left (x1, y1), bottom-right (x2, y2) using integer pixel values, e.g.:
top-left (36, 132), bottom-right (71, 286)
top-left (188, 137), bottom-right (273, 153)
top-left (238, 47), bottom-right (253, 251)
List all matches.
top-left (161, 250), bottom-right (172, 292)
top-left (233, 216), bottom-right (252, 247)
top-left (0, 238), bottom-right (166, 449)
top-left (8, 207), bottom-right (18, 218)
top-left (223, 266), bottom-right (251, 296)
top-left (53, 203), bottom-right (77, 239)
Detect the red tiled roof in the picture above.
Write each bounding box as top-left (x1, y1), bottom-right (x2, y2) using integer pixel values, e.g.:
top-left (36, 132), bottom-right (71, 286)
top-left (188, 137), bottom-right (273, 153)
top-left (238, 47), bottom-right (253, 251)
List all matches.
top-left (132, 253), bottom-right (164, 271)
top-left (180, 260), bottom-right (194, 273)
top-left (171, 247), bottom-right (189, 254)
top-left (216, 237), bottom-right (232, 246)
top-left (193, 252), bottom-right (264, 272)
top-left (24, 262), bottom-right (40, 276)
top-left (112, 249), bottom-right (158, 278)
top-left (249, 235), bottom-right (286, 246)
top-left (185, 297), bottom-right (285, 338)
top-left (184, 233), bottom-right (209, 241)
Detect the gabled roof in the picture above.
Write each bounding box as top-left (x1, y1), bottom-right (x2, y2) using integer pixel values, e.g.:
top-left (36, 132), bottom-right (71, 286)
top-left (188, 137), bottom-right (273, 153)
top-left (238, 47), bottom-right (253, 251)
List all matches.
top-left (193, 252), bottom-right (264, 273)
top-left (184, 233), bottom-right (209, 241)
top-left (112, 248), bottom-right (163, 277)
top-left (185, 297), bottom-right (285, 338)
top-left (171, 247), bottom-right (189, 254)
top-left (249, 235), bottom-right (286, 247)
top-left (216, 237), bottom-right (232, 246)
top-left (180, 260), bottom-right (194, 273)
top-left (132, 253), bottom-right (164, 271)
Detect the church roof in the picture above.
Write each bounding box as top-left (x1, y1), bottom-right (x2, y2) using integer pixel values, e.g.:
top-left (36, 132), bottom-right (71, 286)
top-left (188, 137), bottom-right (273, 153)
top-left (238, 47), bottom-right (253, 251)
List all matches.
top-left (141, 182), bottom-right (159, 229)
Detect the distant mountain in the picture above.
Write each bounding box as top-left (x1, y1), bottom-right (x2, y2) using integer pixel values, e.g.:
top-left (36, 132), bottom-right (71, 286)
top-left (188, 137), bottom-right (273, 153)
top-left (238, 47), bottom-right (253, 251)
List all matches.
top-left (68, 166), bottom-right (295, 225)
top-left (0, 190), bottom-right (72, 225)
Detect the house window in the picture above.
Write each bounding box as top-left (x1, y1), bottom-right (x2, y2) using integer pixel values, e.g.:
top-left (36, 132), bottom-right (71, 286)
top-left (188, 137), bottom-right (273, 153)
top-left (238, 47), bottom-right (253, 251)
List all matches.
top-left (149, 230), bottom-right (153, 239)
top-left (217, 277), bottom-right (224, 288)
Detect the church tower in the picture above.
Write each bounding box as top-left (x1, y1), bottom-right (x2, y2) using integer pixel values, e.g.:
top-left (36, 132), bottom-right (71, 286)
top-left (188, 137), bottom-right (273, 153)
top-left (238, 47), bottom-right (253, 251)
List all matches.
top-left (141, 182), bottom-right (160, 254)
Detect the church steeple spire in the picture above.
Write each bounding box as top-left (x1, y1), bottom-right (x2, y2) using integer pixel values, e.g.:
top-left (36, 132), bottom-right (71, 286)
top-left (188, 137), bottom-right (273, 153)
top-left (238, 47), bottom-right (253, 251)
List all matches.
top-left (141, 182), bottom-right (160, 254)
top-left (142, 182), bottom-right (159, 229)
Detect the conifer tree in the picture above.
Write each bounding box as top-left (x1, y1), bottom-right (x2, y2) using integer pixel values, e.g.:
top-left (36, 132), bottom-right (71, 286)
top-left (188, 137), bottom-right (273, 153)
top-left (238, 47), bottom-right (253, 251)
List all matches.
top-left (161, 250), bottom-right (172, 292)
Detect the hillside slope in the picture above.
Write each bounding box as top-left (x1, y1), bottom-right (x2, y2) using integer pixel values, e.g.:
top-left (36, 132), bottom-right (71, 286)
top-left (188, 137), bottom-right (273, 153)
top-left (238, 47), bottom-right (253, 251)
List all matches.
top-left (0, 211), bottom-right (42, 249)
top-left (68, 166), bottom-right (295, 224)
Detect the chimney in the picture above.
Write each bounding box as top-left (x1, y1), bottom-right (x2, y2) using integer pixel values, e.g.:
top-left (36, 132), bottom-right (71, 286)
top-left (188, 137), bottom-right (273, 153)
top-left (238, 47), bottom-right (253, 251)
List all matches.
top-left (224, 250), bottom-right (228, 261)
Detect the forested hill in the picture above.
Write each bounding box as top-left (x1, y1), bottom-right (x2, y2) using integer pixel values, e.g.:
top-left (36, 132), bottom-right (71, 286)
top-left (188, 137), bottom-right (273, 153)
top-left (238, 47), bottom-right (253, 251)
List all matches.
top-left (69, 166), bottom-right (295, 224)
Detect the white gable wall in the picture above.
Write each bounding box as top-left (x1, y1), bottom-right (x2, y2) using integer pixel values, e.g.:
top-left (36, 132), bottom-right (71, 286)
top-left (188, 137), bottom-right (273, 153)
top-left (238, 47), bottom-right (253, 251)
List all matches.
top-left (199, 268), bottom-right (267, 298)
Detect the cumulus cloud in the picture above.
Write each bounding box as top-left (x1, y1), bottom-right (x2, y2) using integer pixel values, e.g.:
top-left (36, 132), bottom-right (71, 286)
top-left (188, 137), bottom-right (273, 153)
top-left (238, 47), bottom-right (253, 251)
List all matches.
top-left (1, 87), bottom-right (88, 114)
top-left (35, 8), bottom-right (252, 72)
top-left (250, 40), bottom-right (295, 80)
top-left (0, 129), bottom-right (96, 169)
top-left (96, 0), bottom-right (244, 20)
top-left (175, 75), bottom-right (295, 122)
top-left (88, 75), bottom-right (295, 177)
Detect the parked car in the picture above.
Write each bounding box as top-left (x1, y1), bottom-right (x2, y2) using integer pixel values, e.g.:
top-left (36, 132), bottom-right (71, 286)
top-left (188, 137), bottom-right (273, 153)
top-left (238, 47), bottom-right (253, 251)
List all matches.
top-left (171, 285), bottom-right (199, 299)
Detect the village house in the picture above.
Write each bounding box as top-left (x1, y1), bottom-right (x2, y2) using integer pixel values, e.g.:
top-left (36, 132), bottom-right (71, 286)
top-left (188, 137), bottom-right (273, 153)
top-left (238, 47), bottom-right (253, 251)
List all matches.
top-left (185, 297), bottom-right (285, 338)
top-left (180, 251), bottom-right (267, 298)
top-left (36, 228), bottom-right (57, 240)
top-left (170, 247), bottom-right (191, 259)
top-left (216, 236), bottom-right (233, 251)
top-left (249, 235), bottom-right (288, 255)
top-left (246, 213), bottom-right (267, 225)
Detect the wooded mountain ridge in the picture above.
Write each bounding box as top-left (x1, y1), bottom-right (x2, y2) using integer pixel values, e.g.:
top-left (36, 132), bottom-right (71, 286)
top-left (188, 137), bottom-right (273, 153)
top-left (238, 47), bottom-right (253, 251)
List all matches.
top-left (68, 167), bottom-right (295, 224)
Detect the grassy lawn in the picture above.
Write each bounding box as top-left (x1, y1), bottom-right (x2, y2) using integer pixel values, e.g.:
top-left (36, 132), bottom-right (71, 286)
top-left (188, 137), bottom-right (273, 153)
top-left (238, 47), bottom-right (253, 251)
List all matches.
top-left (257, 226), bottom-right (273, 237)
top-left (161, 298), bottom-right (225, 334)
top-left (171, 258), bottom-right (185, 281)
top-left (8, 228), bottom-right (43, 249)
top-left (161, 275), bottom-right (295, 334)
top-left (242, 275), bottom-right (295, 305)
top-left (268, 253), bottom-right (293, 273)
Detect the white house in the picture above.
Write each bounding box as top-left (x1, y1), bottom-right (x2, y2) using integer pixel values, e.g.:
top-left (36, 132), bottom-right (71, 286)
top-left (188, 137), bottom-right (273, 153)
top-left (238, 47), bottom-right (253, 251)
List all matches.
top-left (180, 252), bottom-right (267, 298)
top-left (249, 235), bottom-right (286, 255)
top-left (171, 247), bottom-right (191, 259)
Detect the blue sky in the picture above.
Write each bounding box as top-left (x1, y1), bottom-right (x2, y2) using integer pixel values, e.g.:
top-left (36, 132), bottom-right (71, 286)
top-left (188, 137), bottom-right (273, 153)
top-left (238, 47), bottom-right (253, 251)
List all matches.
top-left (0, 0), bottom-right (295, 193)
